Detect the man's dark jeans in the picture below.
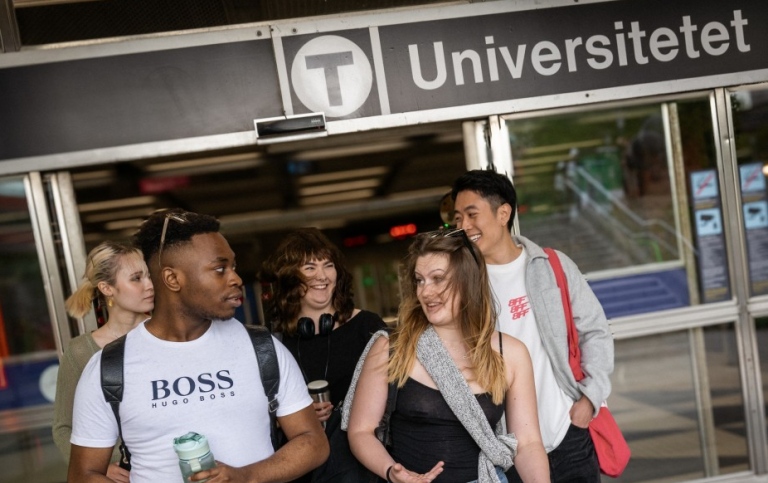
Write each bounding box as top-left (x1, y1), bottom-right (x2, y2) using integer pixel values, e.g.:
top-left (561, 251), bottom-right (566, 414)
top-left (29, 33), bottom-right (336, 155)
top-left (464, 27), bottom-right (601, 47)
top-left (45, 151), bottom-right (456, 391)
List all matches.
top-left (506, 424), bottom-right (600, 482)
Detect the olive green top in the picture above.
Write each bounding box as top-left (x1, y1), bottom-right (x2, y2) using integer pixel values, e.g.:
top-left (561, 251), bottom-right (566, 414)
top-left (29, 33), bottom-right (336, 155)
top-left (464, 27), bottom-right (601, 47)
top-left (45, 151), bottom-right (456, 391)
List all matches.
top-left (52, 332), bottom-right (121, 464)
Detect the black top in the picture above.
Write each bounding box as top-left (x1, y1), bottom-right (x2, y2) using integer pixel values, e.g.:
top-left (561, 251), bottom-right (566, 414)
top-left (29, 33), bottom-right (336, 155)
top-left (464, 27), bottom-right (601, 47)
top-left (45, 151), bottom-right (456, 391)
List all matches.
top-left (390, 378), bottom-right (504, 483)
top-left (281, 310), bottom-right (386, 406)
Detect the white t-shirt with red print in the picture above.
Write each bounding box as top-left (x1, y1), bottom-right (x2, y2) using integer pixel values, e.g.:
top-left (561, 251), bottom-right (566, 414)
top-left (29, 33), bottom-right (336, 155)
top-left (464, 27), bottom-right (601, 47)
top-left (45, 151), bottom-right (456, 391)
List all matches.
top-left (487, 246), bottom-right (572, 453)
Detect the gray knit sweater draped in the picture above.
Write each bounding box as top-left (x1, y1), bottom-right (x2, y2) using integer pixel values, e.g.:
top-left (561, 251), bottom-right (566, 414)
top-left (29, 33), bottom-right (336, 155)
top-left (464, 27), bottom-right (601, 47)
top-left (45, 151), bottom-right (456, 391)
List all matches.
top-left (342, 327), bottom-right (517, 483)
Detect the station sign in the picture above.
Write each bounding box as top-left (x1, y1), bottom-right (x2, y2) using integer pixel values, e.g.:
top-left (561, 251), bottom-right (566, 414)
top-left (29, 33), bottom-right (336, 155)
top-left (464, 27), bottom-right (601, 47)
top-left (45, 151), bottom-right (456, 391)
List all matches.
top-left (2, 0), bottom-right (768, 161)
top-left (283, 0), bottom-right (768, 120)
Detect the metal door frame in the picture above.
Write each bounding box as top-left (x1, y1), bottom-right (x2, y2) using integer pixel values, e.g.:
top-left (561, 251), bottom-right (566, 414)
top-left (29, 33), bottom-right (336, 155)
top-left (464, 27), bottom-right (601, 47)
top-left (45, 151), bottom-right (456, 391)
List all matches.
top-left (474, 87), bottom-right (768, 478)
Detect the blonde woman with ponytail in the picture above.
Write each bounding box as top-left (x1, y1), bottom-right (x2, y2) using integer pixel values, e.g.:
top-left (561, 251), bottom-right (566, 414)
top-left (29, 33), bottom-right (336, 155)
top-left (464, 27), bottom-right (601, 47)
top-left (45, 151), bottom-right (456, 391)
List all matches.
top-left (53, 241), bottom-right (154, 483)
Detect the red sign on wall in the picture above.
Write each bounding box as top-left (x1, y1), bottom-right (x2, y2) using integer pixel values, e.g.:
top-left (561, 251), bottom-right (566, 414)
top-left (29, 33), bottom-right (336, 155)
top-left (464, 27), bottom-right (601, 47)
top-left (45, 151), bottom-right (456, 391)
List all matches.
top-left (139, 176), bottom-right (190, 194)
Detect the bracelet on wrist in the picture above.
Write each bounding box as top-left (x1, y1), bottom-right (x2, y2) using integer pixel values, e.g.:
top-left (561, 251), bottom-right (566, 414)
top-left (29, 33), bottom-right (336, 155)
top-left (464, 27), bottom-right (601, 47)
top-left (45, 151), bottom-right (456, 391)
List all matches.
top-left (386, 465), bottom-right (394, 483)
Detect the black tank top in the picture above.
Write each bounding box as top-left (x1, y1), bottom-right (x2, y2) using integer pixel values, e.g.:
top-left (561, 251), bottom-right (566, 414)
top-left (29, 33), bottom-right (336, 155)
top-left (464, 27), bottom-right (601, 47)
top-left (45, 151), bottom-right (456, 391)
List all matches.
top-left (389, 378), bottom-right (504, 483)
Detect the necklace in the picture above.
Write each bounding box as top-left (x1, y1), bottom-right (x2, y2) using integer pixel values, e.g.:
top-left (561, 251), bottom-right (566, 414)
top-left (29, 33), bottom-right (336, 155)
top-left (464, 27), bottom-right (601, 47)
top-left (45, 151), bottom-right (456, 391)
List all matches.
top-left (105, 324), bottom-right (123, 341)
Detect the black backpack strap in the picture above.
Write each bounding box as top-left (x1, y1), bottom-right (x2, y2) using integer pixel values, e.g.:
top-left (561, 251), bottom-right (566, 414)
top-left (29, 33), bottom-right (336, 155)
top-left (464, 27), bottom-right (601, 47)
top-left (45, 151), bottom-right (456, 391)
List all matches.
top-left (245, 325), bottom-right (281, 451)
top-left (100, 335), bottom-right (132, 470)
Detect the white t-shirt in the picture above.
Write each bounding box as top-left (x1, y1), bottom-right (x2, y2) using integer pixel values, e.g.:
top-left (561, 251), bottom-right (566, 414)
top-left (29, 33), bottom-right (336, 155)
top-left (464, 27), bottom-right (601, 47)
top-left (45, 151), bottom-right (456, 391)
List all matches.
top-left (71, 319), bottom-right (312, 482)
top-left (487, 248), bottom-right (572, 452)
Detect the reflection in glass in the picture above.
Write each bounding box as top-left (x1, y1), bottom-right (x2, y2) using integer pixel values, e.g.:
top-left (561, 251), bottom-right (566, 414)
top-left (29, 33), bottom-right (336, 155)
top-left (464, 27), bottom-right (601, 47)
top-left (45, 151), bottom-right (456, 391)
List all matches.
top-left (0, 178), bottom-right (66, 481)
top-left (756, 317), bottom-right (768, 439)
top-left (611, 324), bottom-right (748, 482)
top-left (508, 105), bottom-right (678, 272)
top-left (0, 179), bottom-right (54, 356)
top-left (506, 99), bottom-right (723, 316)
top-left (731, 89), bottom-right (768, 297)
top-left (1, 427), bottom-right (67, 483)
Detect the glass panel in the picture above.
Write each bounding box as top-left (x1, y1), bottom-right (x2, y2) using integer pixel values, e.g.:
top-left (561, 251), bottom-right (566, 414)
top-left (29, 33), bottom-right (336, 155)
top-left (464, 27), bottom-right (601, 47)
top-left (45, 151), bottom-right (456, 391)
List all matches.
top-left (508, 105), bottom-right (678, 269)
top-left (731, 88), bottom-right (768, 297)
top-left (757, 316), bottom-right (768, 438)
top-left (611, 324), bottom-right (748, 482)
top-left (729, 84), bottom-right (768, 464)
top-left (0, 177), bottom-right (66, 481)
top-left (506, 97), bottom-right (726, 317)
top-left (2, 426), bottom-right (66, 483)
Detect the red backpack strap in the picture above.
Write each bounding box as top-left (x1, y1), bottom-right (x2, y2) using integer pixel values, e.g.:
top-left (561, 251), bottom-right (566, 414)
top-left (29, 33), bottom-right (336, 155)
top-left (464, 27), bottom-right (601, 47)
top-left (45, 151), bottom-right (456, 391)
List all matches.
top-left (544, 248), bottom-right (585, 382)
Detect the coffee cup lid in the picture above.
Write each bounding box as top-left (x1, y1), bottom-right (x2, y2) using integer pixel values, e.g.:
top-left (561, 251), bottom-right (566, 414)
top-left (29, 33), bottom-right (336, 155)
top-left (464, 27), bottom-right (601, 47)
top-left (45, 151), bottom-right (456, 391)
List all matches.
top-left (307, 379), bottom-right (329, 394)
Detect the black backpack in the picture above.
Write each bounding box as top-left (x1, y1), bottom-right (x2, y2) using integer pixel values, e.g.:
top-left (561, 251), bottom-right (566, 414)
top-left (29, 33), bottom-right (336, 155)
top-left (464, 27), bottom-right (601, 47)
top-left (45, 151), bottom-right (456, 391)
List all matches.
top-left (100, 325), bottom-right (280, 470)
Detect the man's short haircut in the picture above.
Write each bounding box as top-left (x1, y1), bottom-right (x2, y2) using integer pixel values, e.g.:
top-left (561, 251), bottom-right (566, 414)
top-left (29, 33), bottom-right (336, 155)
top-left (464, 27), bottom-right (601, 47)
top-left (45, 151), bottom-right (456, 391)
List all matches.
top-left (451, 170), bottom-right (517, 231)
top-left (133, 208), bottom-right (221, 265)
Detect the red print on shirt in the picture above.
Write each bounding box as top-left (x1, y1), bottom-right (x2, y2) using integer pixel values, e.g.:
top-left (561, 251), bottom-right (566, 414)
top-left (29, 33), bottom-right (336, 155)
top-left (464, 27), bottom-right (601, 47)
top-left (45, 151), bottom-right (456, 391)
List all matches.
top-left (508, 296), bottom-right (530, 320)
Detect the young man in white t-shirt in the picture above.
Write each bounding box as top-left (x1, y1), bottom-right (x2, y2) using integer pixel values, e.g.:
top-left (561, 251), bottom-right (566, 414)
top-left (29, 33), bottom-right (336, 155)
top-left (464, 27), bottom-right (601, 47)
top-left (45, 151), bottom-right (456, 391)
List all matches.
top-left (452, 170), bottom-right (614, 482)
top-left (69, 209), bottom-right (328, 482)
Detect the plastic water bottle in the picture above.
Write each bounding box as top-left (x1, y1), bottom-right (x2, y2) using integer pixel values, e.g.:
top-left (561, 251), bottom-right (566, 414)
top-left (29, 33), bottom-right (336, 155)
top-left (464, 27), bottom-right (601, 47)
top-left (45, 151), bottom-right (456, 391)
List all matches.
top-left (173, 432), bottom-right (216, 482)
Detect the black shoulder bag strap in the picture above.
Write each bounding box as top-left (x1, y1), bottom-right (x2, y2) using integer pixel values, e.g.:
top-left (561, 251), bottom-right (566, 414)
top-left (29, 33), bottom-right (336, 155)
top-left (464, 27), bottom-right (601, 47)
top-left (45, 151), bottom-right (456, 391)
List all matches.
top-left (376, 381), bottom-right (398, 447)
top-left (100, 335), bottom-right (132, 470)
top-left (375, 327), bottom-right (398, 448)
top-left (245, 325), bottom-right (281, 451)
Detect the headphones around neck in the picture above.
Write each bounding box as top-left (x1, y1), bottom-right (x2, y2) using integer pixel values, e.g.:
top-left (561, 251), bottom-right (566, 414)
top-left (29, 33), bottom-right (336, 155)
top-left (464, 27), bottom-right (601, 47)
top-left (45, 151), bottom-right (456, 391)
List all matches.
top-left (297, 312), bottom-right (335, 340)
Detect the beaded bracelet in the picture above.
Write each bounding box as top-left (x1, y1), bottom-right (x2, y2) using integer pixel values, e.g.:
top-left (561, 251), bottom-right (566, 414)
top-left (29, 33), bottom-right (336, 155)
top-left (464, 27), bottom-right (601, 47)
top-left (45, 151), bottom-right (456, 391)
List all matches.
top-left (386, 465), bottom-right (394, 483)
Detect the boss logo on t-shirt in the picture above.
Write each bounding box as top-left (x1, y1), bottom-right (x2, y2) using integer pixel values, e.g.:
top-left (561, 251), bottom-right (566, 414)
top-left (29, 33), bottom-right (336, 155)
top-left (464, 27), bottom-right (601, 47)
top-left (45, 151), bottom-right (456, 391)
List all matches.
top-left (150, 370), bottom-right (236, 407)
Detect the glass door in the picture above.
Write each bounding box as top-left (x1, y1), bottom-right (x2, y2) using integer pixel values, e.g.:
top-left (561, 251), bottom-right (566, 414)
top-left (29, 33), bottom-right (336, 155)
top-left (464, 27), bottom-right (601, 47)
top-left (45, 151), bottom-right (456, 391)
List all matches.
top-left (0, 171), bottom-right (87, 482)
top-left (505, 100), bottom-right (715, 316)
top-left (729, 84), bottom-right (768, 463)
top-left (492, 96), bottom-right (754, 482)
top-left (0, 174), bottom-right (67, 482)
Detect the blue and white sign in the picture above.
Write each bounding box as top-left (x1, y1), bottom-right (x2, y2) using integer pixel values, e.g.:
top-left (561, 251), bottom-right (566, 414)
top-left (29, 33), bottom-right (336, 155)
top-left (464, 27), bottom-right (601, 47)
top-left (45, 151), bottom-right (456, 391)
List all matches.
top-left (739, 162), bottom-right (768, 295)
top-left (691, 170), bottom-right (719, 201)
top-left (744, 201), bottom-right (768, 230)
top-left (695, 208), bottom-right (722, 236)
top-left (740, 162), bottom-right (766, 193)
top-left (690, 169), bottom-right (731, 303)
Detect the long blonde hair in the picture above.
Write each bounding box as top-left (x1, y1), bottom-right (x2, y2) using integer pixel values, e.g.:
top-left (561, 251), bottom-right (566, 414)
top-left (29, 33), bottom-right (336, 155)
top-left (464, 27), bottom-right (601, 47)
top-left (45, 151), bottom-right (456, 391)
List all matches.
top-left (65, 242), bottom-right (143, 318)
top-left (388, 233), bottom-right (507, 404)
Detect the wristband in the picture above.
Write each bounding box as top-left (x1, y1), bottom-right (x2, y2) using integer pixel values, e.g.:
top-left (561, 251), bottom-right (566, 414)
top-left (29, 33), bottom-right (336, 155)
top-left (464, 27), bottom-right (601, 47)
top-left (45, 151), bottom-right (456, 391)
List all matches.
top-left (386, 465), bottom-right (394, 483)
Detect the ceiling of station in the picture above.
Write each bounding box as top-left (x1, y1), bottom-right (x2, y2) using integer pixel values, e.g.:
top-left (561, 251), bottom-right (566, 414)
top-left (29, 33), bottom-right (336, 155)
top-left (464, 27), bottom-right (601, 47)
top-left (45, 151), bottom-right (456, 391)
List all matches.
top-left (68, 120), bottom-right (470, 274)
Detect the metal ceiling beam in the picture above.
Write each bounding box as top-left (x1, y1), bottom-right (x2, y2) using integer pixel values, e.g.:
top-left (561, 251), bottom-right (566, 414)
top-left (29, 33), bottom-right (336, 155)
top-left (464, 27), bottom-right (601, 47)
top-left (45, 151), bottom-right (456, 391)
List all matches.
top-left (13, 0), bottom-right (101, 7)
top-left (219, 187), bottom-right (448, 235)
top-left (0, 0), bottom-right (20, 52)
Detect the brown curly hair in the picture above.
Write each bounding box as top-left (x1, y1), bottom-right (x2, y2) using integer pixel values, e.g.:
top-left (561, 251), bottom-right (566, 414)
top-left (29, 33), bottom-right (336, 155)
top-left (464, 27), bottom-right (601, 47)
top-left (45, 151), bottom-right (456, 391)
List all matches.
top-left (259, 228), bottom-right (354, 336)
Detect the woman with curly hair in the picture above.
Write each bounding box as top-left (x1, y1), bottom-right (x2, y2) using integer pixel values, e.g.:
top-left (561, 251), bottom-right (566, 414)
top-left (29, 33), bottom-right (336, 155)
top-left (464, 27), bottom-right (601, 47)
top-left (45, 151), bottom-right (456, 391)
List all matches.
top-left (259, 227), bottom-right (386, 483)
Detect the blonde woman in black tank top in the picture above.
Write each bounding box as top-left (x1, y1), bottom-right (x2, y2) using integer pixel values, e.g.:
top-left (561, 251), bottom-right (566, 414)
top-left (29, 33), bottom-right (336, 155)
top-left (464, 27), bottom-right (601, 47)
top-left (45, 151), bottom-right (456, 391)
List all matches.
top-left (348, 231), bottom-right (549, 483)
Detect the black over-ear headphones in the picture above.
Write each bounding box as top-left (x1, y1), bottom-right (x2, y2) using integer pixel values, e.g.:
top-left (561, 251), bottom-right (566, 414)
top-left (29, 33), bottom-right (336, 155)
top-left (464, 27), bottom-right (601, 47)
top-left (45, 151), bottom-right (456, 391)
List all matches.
top-left (297, 313), bottom-right (335, 340)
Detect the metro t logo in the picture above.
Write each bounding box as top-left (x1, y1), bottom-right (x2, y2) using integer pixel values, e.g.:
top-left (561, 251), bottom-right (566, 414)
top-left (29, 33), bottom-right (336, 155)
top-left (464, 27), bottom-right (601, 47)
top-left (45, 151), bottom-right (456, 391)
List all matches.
top-left (304, 52), bottom-right (354, 106)
top-left (291, 35), bottom-right (373, 117)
